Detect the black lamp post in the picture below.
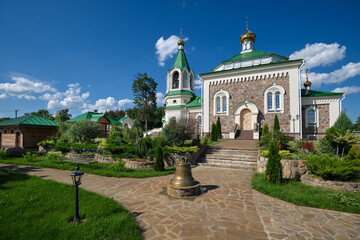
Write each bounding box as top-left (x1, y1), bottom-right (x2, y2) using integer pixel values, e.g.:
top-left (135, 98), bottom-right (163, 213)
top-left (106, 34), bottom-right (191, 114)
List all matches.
top-left (70, 164), bottom-right (84, 222)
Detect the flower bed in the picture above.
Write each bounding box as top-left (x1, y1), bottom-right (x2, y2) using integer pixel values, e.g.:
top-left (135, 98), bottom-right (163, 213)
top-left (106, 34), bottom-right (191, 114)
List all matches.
top-left (122, 158), bottom-right (154, 169)
top-left (301, 175), bottom-right (359, 192)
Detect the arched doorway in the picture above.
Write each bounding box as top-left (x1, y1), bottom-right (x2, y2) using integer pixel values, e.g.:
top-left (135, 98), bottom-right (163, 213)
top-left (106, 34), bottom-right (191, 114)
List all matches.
top-left (240, 109), bottom-right (252, 130)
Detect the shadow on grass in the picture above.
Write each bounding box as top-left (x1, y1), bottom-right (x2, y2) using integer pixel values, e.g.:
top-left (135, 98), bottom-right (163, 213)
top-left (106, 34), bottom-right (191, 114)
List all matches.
top-left (0, 169), bottom-right (31, 189)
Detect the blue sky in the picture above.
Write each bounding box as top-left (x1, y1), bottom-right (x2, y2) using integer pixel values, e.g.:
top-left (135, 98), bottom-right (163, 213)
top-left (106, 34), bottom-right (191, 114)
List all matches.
top-left (0, 0), bottom-right (359, 121)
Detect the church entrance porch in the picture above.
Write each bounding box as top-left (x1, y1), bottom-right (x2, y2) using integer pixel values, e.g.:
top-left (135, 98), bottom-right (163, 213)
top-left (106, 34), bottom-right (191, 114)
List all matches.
top-left (231, 100), bottom-right (259, 140)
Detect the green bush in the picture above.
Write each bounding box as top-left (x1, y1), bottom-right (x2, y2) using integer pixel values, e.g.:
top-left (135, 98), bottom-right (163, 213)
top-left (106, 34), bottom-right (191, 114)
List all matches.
top-left (67, 120), bottom-right (100, 143)
top-left (109, 124), bottom-right (123, 139)
top-left (261, 149), bottom-right (291, 159)
top-left (153, 138), bottom-right (165, 172)
top-left (258, 123), bottom-right (271, 149)
top-left (265, 140), bottom-right (283, 184)
top-left (37, 139), bottom-right (56, 149)
top-left (52, 139), bottom-right (71, 153)
top-left (161, 117), bottom-right (195, 147)
top-left (216, 117), bottom-right (222, 139)
top-left (23, 152), bottom-right (39, 162)
top-left (305, 154), bottom-right (360, 181)
top-left (122, 125), bottom-right (140, 144)
top-left (135, 138), bottom-right (151, 159)
top-left (333, 111), bottom-right (354, 131)
top-left (0, 150), bottom-right (7, 160)
top-left (348, 145), bottom-right (359, 160)
top-left (166, 146), bottom-right (199, 154)
top-left (210, 123), bottom-right (217, 141)
top-left (108, 160), bottom-right (125, 171)
top-left (201, 136), bottom-right (209, 145)
top-left (47, 153), bottom-right (63, 162)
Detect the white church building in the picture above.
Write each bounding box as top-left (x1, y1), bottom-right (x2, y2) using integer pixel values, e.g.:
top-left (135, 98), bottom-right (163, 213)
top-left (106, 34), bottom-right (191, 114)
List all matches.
top-left (163, 25), bottom-right (345, 140)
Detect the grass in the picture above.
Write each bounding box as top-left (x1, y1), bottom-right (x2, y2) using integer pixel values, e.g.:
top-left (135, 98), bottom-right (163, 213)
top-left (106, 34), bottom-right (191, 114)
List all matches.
top-left (0, 170), bottom-right (142, 240)
top-left (252, 172), bottom-right (360, 214)
top-left (0, 156), bottom-right (176, 178)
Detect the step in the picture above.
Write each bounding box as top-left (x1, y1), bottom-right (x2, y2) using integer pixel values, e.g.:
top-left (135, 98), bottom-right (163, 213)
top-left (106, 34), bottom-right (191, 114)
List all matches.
top-left (206, 149), bottom-right (258, 154)
top-left (202, 156), bottom-right (257, 162)
top-left (198, 160), bottom-right (256, 171)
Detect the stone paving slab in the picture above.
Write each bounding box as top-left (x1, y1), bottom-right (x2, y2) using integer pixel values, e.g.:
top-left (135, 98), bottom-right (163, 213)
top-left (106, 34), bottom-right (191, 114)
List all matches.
top-left (1, 164), bottom-right (360, 240)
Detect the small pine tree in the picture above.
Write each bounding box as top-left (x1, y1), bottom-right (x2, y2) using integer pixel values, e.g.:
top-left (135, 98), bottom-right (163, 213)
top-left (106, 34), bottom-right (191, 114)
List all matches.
top-left (265, 140), bottom-right (283, 184)
top-left (258, 123), bottom-right (271, 149)
top-left (263, 123), bottom-right (270, 136)
top-left (334, 111), bottom-right (354, 131)
top-left (216, 117), bottom-right (222, 139)
top-left (153, 139), bottom-right (165, 172)
top-left (273, 115), bottom-right (280, 133)
top-left (211, 123), bottom-right (218, 141)
top-left (347, 145), bottom-right (359, 160)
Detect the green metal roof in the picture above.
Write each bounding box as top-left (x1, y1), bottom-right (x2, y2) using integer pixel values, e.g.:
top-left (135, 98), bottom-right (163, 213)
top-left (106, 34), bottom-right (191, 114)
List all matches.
top-left (165, 105), bottom-right (186, 109)
top-left (171, 49), bottom-right (191, 71)
top-left (199, 59), bottom-right (303, 77)
top-left (186, 96), bottom-right (202, 108)
top-left (165, 90), bottom-right (195, 97)
top-left (222, 51), bottom-right (288, 64)
top-left (0, 115), bottom-right (58, 127)
top-left (68, 112), bottom-right (120, 124)
top-left (301, 89), bottom-right (344, 97)
top-left (119, 115), bottom-right (129, 123)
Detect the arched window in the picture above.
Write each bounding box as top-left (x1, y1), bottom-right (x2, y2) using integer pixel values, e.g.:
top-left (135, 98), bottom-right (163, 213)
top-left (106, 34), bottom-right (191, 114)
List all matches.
top-left (216, 97), bottom-right (221, 113)
top-left (172, 72), bottom-right (179, 89)
top-left (263, 84), bottom-right (286, 114)
top-left (222, 96), bottom-right (227, 112)
top-left (305, 106), bottom-right (319, 128)
top-left (308, 109), bottom-right (315, 124)
top-left (213, 89), bottom-right (230, 115)
top-left (275, 92), bottom-right (280, 109)
top-left (267, 93), bottom-right (273, 110)
top-left (182, 71), bottom-right (188, 88)
top-left (197, 115), bottom-right (202, 126)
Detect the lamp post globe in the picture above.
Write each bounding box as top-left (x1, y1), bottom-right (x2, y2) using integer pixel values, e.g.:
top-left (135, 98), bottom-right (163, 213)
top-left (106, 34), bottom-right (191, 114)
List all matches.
top-left (70, 164), bottom-right (84, 222)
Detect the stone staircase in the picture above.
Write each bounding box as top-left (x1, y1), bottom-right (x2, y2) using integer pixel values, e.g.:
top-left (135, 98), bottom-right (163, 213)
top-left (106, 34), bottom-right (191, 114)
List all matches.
top-left (198, 143), bottom-right (258, 171)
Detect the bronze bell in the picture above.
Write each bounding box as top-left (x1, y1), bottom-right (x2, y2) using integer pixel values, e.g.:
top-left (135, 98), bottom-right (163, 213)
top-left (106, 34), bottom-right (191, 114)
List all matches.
top-left (169, 157), bottom-right (197, 188)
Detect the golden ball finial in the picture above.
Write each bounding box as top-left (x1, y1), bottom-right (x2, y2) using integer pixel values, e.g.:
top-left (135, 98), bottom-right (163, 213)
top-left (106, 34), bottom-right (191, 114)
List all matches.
top-left (178, 28), bottom-right (185, 46)
top-left (240, 17), bottom-right (256, 44)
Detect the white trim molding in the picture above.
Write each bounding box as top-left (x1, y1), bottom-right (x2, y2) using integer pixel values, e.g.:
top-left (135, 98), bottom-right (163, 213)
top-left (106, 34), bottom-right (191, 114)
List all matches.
top-left (213, 89), bottom-right (230, 116)
top-left (263, 83), bottom-right (285, 114)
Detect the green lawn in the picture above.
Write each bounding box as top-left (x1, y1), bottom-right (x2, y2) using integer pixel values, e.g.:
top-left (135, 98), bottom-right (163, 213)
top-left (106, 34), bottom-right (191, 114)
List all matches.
top-left (0, 170), bottom-right (142, 240)
top-left (0, 156), bottom-right (175, 178)
top-left (252, 172), bottom-right (360, 214)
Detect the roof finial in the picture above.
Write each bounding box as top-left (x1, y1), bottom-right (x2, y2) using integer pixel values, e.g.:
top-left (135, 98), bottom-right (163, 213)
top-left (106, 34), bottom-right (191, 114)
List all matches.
top-left (246, 16), bottom-right (248, 30)
top-left (178, 28), bottom-right (185, 47)
top-left (304, 68), bottom-right (312, 94)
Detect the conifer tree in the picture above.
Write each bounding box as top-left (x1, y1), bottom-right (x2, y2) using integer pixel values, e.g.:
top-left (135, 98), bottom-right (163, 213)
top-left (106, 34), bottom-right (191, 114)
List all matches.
top-left (265, 140), bottom-right (283, 184)
top-left (258, 123), bottom-right (271, 149)
top-left (273, 115), bottom-right (280, 132)
top-left (153, 138), bottom-right (165, 172)
top-left (263, 123), bottom-right (270, 136)
top-left (216, 117), bottom-right (222, 139)
top-left (333, 111), bottom-right (354, 131)
top-left (211, 123), bottom-right (218, 141)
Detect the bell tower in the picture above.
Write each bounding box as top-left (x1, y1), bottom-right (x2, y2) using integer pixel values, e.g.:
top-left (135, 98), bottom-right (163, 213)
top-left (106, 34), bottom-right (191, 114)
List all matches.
top-left (164, 30), bottom-right (195, 123)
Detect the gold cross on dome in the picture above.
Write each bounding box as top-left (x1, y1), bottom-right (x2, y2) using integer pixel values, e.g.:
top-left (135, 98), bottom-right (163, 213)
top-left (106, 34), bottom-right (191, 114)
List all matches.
top-left (180, 28), bottom-right (183, 39)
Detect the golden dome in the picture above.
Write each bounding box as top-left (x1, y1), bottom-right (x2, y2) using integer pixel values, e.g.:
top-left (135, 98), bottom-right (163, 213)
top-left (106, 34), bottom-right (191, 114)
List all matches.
top-left (304, 69), bottom-right (312, 88)
top-left (240, 27), bottom-right (256, 44)
top-left (178, 39), bottom-right (185, 46)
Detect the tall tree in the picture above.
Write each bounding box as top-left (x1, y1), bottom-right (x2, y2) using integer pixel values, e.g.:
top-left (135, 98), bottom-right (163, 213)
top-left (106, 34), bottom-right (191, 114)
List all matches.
top-left (132, 73), bottom-right (157, 132)
top-left (25, 109), bottom-right (54, 120)
top-left (355, 116), bottom-right (360, 131)
top-left (55, 109), bottom-right (72, 122)
top-left (334, 111), bottom-right (354, 131)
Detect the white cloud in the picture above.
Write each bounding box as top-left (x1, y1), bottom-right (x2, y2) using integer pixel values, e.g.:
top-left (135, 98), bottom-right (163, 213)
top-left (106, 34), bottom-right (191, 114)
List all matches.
top-left (0, 75), bottom-right (55, 99)
top-left (155, 35), bottom-right (188, 66)
top-left (332, 86), bottom-right (360, 95)
top-left (118, 99), bottom-right (133, 109)
top-left (47, 83), bottom-right (90, 110)
top-left (0, 93), bottom-right (8, 99)
top-left (86, 97), bottom-right (117, 113)
top-left (194, 79), bottom-right (202, 90)
top-left (303, 62), bottom-right (360, 88)
top-left (289, 42), bottom-right (346, 68)
top-left (156, 92), bottom-right (165, 105)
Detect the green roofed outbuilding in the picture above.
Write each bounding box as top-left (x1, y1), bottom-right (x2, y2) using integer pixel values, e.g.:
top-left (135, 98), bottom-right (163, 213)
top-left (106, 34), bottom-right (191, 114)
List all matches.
top-left (0, 115), bottom-right (58, 150)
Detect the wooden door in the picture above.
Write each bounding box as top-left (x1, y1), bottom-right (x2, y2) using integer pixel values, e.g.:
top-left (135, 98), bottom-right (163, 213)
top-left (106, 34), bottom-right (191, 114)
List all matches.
top-left (240, 109), bottom-right (252, 130)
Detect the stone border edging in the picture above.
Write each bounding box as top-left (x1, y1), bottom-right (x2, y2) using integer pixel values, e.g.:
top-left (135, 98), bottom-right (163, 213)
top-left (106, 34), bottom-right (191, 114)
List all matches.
top-left (300, 174), bottom-right (359, 192)
top-left (122, 158), bottom-right (154, 169)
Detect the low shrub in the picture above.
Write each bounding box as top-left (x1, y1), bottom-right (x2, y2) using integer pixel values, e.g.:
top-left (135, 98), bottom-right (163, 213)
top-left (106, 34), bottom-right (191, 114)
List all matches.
top-left (0, 150), bottom-right (7, 160)
top-left (166, 146), bottom-right (199, 154)
top-left (37, 139), bottom-right (56, 149)
top-left (108, 160), bottom-right (125, 171)
top-left (52, 140), bottom-right (70, 153)
top-left (23, 152), bottom-right (39, 162)
top-left (302, 140), bottom-right (314, 152)
top-left (306, 154), bottom-right (360, 181)
top-left (201, 136), bottom-right (209, 146)
top-left (260, 150), bottom-right (291, 159)
top-left (347, 145), bottom-right (359, 160)
top-left (47, 153), bottom-right (63, 162)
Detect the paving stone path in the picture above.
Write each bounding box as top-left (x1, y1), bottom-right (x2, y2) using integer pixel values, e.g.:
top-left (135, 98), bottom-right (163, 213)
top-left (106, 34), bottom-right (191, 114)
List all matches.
top-left (1, 164), bottom-right (360, 240)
